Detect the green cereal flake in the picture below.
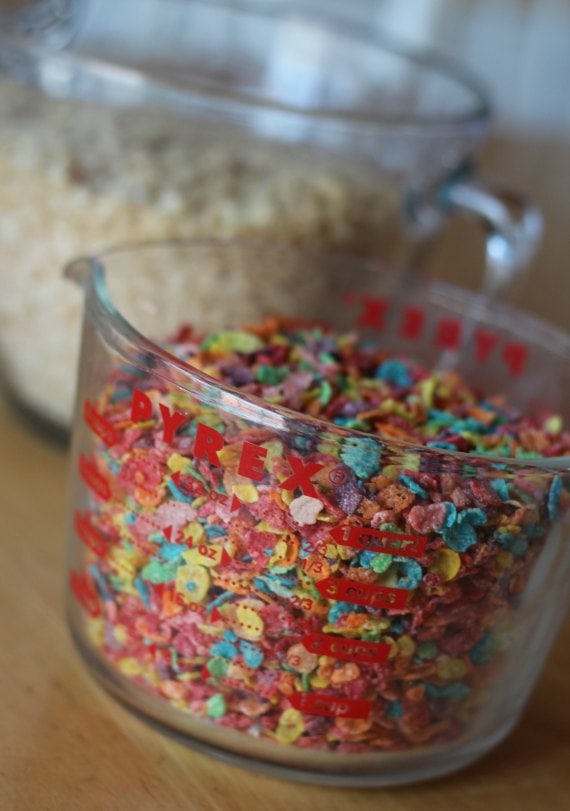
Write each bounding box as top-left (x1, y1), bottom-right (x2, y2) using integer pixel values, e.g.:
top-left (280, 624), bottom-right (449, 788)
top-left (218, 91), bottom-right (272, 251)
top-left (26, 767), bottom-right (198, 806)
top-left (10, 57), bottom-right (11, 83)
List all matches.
top-left (544, 415), bottom-right (563, 434)
top-left (207, 658), bottom-right (229, 679)
top-left (206, 694), bottom-right (227, 718)
top-left (202, 330), bottom-right (263, 354)
top-left (319, 380), bottom-right (333, 405)
top-left (140, 559), bottom-right (179, 584)
top-left (371, 553), bottom-right (392, 574)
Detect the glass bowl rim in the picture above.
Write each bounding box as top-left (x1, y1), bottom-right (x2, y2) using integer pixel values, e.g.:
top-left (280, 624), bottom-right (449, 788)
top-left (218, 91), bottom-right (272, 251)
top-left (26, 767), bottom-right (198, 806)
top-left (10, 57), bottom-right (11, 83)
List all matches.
top-left (66, 237), bottom-right (570, 474)
top-left (1, 2), bottom-right (491, 136)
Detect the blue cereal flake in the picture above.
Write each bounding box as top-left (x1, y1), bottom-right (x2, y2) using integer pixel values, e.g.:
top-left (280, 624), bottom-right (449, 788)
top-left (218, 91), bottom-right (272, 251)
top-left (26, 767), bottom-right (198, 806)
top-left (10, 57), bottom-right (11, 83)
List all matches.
top-left (491, 478), bottom-right (510, 501)
top-left (469, 632), bottom-right (499, 665)
top-left (548, 476), bottom-right (564, 521)
top-left (375, 360), bottom-right (412, 388)
top-left (425, 682), bottom-right (471, 701)
top-left (399, 474), bottom-right (428, 499)
top-left (426, 441), bottom-right (458, 451)
top-left (211, 640), bottom-right (238, 660)
top-left (134, 576), bottom-right (151, 607)
top-left (340, 437), bottom-right (381, 479)
top-left (205, 524), bottom-right (227, 539)
top-left (328, 601), bottom-right (354, 623)
top-left (160, 543), bottom-right (187, 561)
top-left (240, 641), bottom-right (264, 669)
top-left (442, 508), bottom-right (487, 552)
top-left (443, 502), bottom-right (458, 528)
top-left (386, 700), bottom-right (404, 719)
top-left (393, 557), bottom-right (423, 589)
top-left (166, 478), bottom-right (195, 504)
top-left (359, 550), bottom-right (378, 569)
top-left (494, 529), bottom-right (528, 557)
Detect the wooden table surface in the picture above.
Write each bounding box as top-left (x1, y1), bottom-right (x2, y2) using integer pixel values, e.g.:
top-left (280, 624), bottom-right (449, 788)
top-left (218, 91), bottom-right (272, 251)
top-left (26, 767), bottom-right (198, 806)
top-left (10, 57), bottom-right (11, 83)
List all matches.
top-left (1, 391), bottom-right (569, 811)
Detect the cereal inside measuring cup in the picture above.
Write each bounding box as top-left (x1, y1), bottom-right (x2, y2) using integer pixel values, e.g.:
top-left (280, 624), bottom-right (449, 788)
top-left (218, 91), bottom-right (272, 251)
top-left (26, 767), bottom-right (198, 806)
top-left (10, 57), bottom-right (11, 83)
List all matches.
top-left (71, 317), bottom-right (570, 754)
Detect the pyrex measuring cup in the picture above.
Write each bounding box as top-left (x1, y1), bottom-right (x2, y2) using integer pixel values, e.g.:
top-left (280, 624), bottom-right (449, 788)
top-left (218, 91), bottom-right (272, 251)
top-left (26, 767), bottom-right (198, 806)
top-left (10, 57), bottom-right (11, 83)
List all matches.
top-left (65, 242), bottom-right (570, 786)
top-left (0, 0), bottom-right (541, 433)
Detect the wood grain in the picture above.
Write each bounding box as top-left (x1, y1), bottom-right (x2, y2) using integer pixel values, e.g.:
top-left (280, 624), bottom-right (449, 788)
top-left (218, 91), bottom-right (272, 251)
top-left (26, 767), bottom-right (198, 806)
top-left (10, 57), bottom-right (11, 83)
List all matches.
top-left (1, 379), bottom-right (569, 810)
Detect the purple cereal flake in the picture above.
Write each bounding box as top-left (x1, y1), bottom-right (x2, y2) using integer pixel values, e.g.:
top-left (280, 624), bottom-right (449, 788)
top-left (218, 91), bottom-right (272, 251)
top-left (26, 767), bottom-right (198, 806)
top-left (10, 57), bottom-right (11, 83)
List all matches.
top-left (336, 483), bottom-right (363, 515)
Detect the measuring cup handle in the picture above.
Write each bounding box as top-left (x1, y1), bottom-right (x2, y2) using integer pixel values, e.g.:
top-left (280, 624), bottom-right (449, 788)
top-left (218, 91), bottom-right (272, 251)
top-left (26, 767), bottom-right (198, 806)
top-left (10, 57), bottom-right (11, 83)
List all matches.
top-left (440, 164), bottom-right (543, 299)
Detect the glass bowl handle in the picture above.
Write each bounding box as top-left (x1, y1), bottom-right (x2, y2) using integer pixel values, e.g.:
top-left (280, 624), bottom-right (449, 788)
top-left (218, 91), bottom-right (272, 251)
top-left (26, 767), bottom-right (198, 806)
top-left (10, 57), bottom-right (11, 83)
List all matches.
top-left (407, 161), bottom-right (543, 301)
top-left (441, 163), bottom-right (544, 299)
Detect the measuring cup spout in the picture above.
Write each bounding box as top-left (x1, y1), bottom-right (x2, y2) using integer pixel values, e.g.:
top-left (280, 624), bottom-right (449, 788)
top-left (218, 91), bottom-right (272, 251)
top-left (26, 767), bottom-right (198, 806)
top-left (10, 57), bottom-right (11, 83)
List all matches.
top-left (64, 256), bottom-right (99, 290)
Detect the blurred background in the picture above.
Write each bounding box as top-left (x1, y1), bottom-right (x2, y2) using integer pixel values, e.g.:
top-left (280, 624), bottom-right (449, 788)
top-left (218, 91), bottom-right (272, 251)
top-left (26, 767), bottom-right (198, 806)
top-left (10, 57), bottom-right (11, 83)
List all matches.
top-left (3, 0), bottom-right (568, 330)
top-left (0, 0), bottom-right (569, 433)
top-left (300, 0), bottom-right (570, 329)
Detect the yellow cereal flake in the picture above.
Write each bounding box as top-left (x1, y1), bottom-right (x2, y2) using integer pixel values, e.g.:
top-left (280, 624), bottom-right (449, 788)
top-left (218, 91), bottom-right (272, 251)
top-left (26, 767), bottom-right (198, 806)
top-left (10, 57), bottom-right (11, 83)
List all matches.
top-left (186, 521), bottom-right (205, 545)
top-left (175, 564), bottom-right (210, 603)
top-left (497, 551), bottom-right (514, 568)
top-left (118, 657), bottom-right (147, 677)
top-left (275, 709), bottom-right (305, 744)
top-left (113, 624), bottom-right (128, 645)
top-left (234, 605), bottom-right (265, 640)
top-left (437, 657), bottom-right (469, 680)
top-left (87, 617), bottom-right (105, 647)
top-left (183, 544), bottom-right (228, 569)
top-left (397, 635), bottom-right (416, 657)
top-left (429, 548), bottom-right (461, 581)
top-left (166, 453), bottom-right (189, 473)
top-left (232, 483), bottom-right (259, 504)
top-left (256, 521), bottom-right (288, 535)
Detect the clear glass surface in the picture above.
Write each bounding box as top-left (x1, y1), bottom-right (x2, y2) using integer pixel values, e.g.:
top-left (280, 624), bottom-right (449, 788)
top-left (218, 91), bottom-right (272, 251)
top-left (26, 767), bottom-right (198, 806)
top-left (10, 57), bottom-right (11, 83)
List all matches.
top-left (65, 241), bottom-right (570, 785)
top-left (0, 0), bottom-right (527, 433)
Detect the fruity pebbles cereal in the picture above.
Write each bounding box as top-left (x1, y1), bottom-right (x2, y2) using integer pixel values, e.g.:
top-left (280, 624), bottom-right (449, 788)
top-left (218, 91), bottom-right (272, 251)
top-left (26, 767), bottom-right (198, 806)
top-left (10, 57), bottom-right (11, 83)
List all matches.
top-left (70, 317), bottom-right (570, 756)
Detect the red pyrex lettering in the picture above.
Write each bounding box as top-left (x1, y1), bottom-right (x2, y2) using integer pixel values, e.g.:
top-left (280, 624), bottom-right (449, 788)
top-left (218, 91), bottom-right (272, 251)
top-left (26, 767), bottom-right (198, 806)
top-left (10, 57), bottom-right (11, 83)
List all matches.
top-left (70, 570), bottom-right (100, 617)
top-left (290, 692), bottom-right (373, 719)
top-left (74, 511), bottom-right (107, 557)
top-left (83, 400), bottom-right (118, 446)
top-left (301, 633), bottom-right (391, 664)
top-left (78, 454), bottom-right (111, 501)
top-left (315, 577), bottom-right (410, 609)
top-left (330, 525), bottom-right (426, 559)
top-left (347, 296), bottom-right (529, 376)
top-left (131, 390), bottom-right (323, 496)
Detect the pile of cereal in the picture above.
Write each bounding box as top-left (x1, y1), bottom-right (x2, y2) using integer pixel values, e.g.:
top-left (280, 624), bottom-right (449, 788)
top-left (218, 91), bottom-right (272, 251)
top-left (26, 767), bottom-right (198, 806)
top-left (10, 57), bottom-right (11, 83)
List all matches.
top-left (0, 82), bottom-right (398, 428)
top-left (72, 318), bottom-right (570, 754)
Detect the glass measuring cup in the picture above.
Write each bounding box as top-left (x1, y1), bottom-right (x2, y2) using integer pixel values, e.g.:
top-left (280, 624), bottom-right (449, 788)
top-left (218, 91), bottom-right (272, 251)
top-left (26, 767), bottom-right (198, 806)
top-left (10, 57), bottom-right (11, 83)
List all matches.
top-left (65, 241), bottom-right (570, 786)
top-left (0, 0), bottom-right (541, 434)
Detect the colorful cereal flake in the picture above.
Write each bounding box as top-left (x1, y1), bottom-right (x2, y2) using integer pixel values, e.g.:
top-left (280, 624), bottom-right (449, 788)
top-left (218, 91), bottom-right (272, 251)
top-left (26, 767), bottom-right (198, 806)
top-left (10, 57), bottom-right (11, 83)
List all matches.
top-left (73, 317), bottom-right (570, 754)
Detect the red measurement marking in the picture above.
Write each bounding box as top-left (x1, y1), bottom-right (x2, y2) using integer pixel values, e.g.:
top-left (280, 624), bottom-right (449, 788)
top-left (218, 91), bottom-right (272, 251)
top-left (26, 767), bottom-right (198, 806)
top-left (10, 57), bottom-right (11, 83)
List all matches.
top-left (230, 494), bottom-right (242, 512)
top-left (301, 633), bottom-right (390, 664)
top-left (503, 341), bottom-right (528, 377)
top-left (74, 511), bottom-right (106, 557)
top-left (171, 471), bottom-right (205, 498)
top-left (290, 692), bottom-right (373, 719)
top-left (69, 569), bottom-right (100, 617)
top-left (435, 318), bottom-right (463, 350)
top-left (83, 400), bottom-right (118, 446)
top-left (220, 548), bottom-right (232, 565)
top-left (474, 328), bottom-right (499, 363)
top-left (330, 525), bottom-right (426, 559)
top-left (356, 296), bottom-right (389, 331)
top-left (399, 306), bottom-right (424, 341)
top-left (315, 577), bottom-right (409, 610)
top-left (78, 454), bottom-right (111, 501)
top-left (210, 607), bottom-right (223, 622)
